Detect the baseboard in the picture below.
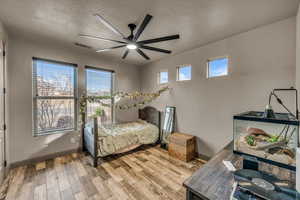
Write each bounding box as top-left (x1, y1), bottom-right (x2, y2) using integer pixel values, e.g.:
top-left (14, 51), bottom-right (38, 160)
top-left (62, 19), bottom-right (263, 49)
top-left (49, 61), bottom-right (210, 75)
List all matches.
top-left (9, 148), bottom-right (81, 169)
top-left (197, 153), bottom-right (210, 162)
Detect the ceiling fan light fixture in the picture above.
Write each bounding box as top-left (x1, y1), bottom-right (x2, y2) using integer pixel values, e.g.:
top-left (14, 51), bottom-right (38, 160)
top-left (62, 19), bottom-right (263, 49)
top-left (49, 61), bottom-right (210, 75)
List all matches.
top-left (126, 44), bottom-right (137, 50)
top-left (80, 13), bottom-right (180, 60)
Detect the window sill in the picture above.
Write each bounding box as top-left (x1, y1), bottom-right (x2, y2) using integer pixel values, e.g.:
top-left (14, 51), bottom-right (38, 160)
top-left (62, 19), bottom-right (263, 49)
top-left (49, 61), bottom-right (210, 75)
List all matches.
top-left (33, 129), bottom-right (79, 137)
top-left (176, 79), bottom-right (191, 82)
top-left (158, 82), bottom-right (169, 85)
top-left (206, 74), bottom-right (229, 79)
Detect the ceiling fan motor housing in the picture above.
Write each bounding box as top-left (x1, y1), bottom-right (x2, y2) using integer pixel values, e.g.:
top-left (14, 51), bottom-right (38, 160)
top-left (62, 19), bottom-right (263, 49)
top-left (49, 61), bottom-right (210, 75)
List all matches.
top-left (128, 23), bottom-right (137, 31)
top-left (128, 23), bottom-right (137, 40)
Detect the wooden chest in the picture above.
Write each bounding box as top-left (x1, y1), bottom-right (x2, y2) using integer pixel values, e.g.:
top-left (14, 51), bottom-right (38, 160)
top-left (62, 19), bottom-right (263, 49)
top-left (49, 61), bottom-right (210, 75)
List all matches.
top-left (168, 133), bottom-right (196, 162)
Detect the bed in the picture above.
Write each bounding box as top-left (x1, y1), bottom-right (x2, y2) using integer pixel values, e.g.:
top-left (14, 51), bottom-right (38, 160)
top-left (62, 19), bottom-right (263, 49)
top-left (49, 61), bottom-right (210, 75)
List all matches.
top-left (82, 106), bottom-right (161, 167)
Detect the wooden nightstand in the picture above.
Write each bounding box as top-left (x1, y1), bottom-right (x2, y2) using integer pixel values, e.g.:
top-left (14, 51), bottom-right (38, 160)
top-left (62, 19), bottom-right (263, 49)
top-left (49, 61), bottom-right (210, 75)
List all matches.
top-left (168, 132), bottom-right (196, 162)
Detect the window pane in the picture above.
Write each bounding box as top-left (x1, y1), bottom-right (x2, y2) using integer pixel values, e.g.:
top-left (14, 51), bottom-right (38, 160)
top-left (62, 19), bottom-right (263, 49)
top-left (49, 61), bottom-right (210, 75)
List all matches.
top-left (86, 68), bottom-right (113, 124)
top-left (36, 60), bottom-right (75, 96)
top-left (178, 66), bottom-right (191, 81)
top-left (87, 101), bottom-right (112, 124)
top-left (86, 69), bottom-right (112, 96)
top-left (159, 72), bottom-right (168, 84)
top-left (36, 99), bottom-right (75, 134)
top-left (208, 57), bottom-right (228, 78)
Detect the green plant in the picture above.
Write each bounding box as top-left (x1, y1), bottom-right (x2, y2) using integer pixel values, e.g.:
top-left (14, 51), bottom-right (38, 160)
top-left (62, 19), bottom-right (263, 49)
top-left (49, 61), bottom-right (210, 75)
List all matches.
top-left (246, 135), bottom-right (255, 146)
top-left (94, 108), bottom-right (103, 117)
top-left (267, 135), bottom-right (280, 143)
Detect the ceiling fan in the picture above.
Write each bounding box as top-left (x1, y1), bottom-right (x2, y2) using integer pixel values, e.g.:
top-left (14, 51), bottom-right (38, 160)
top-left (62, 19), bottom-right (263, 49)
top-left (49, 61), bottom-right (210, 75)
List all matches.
top-left (79, 14), bottom-right (180, 60)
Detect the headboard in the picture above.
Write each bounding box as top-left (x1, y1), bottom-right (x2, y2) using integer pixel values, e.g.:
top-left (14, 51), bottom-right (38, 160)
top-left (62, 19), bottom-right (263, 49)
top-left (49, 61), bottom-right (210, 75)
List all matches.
top-left (138, 106), bottom-right (161, 131)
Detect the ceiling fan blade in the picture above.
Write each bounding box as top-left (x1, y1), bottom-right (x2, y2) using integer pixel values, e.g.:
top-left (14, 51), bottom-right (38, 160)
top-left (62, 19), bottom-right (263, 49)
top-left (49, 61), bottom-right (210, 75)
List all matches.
top-left (122, 49), bottom-right (129, 59)
top-left (140, 46), bottom-right (171, 54)
top-left (79, 34), bottom-right (127, 44)
top-left (133, 14), bottom-right (153, 41)
top-left (136, 49), bottom-right (150, 60)
top-left (94, 14), bottom-right (126, 38)
top-left (138, 34), bottom-right (180, 45)
top-left (96, 45), bottom-right (126, 52)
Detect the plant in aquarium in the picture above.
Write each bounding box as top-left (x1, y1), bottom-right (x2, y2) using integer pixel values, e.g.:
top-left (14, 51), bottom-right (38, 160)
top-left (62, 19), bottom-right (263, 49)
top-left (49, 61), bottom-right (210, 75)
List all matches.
top-left (234, 112), bottom-right (299, 169)
top-left (238, 125), bottom-right (297, 166)
top-left (267, 135), bottom-right (280, 143)
top-left (246, 135), bottom-right (256, 146)
top-left (243, 126), bottom-right (296, 153)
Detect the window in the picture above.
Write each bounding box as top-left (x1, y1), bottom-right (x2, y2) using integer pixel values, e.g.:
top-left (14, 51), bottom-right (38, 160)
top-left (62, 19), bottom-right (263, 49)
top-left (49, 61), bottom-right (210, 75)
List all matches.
top-left (177, 65), bottom-right (192, 81)
top-left (32, 58), bottom-right (77, 136)
top-left (85, 67), bottom-right (114, 124)
top-left (207, 57), bottom-right (229, 78)
top-left (158, 71), bottom-right (168, 84)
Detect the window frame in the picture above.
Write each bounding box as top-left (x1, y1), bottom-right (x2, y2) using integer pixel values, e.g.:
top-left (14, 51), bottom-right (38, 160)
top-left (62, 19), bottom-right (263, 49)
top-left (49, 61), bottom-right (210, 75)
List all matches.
top-left (85, 66), bottom-right (115, 124)
top-left (32, 57), bottom-right (78, 136)
top-left (206, 56), bottom-right (229, 79)
top-left (176, 65), bottom-right (192, 81)
top-left (157, 70), bottom-right (169, 85)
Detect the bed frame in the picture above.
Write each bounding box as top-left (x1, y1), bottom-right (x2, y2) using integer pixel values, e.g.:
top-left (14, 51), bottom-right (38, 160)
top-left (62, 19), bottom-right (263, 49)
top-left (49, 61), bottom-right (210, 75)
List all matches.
top-left (82, 106), bottom-right (161, 167)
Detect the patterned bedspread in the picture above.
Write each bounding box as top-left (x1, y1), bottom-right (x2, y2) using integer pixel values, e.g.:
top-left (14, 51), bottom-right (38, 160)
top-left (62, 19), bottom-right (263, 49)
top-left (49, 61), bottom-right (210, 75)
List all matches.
top-left (97, 120), bottom-right (159, 157)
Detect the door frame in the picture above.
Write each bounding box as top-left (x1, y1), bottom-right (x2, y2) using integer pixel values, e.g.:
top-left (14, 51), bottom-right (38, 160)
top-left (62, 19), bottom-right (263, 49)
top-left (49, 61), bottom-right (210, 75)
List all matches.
top-left (0, 40), bottom-right (7, 179)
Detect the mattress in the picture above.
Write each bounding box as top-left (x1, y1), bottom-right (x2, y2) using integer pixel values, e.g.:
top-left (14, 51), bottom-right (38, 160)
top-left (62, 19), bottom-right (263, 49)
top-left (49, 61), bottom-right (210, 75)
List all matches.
top-left (97, 120), bottom-right (159, 157)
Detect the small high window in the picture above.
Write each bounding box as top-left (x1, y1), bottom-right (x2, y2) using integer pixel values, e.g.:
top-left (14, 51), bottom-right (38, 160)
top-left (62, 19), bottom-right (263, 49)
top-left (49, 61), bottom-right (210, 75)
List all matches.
top-left (207, 57), bottom-right (229, 78)
top-left (177, 65), bottom-right (192, 81)
top-left (158, 71), bottom-right (168, 84)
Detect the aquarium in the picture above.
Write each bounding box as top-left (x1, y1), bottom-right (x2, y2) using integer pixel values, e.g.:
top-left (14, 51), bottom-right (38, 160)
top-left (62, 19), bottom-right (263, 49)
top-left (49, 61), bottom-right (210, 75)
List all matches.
top-left (234, 111), bottom-right (299, 170)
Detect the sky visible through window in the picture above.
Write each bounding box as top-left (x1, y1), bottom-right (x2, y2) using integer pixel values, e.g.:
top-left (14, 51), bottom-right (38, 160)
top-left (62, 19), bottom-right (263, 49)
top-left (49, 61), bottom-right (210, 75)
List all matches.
top-left (36, 60), bottom-right (75, 81)
top-left (159, 71), bottom-right (168, 84)
top-left (36, 60), bottom-right (75, 96)
top-left (178, 66), bottom-right (191, 81)
top-left (208, 57), bottom-right (228, 78)
top-left (86, 69), bottom-right (112, 95)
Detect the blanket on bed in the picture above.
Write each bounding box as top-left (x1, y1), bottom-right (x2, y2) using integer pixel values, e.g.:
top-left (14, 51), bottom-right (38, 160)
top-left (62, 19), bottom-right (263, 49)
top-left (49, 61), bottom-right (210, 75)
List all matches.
top-left (97, 120), bottom-right (159, 157)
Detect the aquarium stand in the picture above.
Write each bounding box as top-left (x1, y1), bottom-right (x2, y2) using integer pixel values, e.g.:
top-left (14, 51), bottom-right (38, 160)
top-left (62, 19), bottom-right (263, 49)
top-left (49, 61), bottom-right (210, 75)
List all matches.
top-left (242, 155), bottom-right (259, 171)
top-left (184, 142), bottom-right (298, 200)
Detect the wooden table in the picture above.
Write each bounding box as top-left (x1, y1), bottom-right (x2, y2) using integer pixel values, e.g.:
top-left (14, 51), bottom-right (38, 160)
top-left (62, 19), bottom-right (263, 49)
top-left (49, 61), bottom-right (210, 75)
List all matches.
top-left (183, 142), bottom-right (296, 200)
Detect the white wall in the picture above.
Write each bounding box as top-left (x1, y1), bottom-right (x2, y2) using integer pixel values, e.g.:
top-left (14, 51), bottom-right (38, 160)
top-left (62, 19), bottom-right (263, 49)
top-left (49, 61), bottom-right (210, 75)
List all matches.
top-left (7, 35), bottom-right (140, 164)
top-left (0, 22), bottom-right (7, 42)
top-left (140, 17), bottom-right (296, 157)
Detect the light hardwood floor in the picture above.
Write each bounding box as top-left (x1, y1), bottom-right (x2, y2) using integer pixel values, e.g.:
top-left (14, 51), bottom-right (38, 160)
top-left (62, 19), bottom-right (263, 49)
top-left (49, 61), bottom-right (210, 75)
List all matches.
top-left (4, 146), bottom-right (204, 200)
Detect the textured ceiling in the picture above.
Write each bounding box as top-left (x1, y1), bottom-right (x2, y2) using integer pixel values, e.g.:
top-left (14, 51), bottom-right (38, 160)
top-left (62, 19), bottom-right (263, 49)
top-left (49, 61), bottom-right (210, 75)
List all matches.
top-left (0, 0), bottom-right (299, 65)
